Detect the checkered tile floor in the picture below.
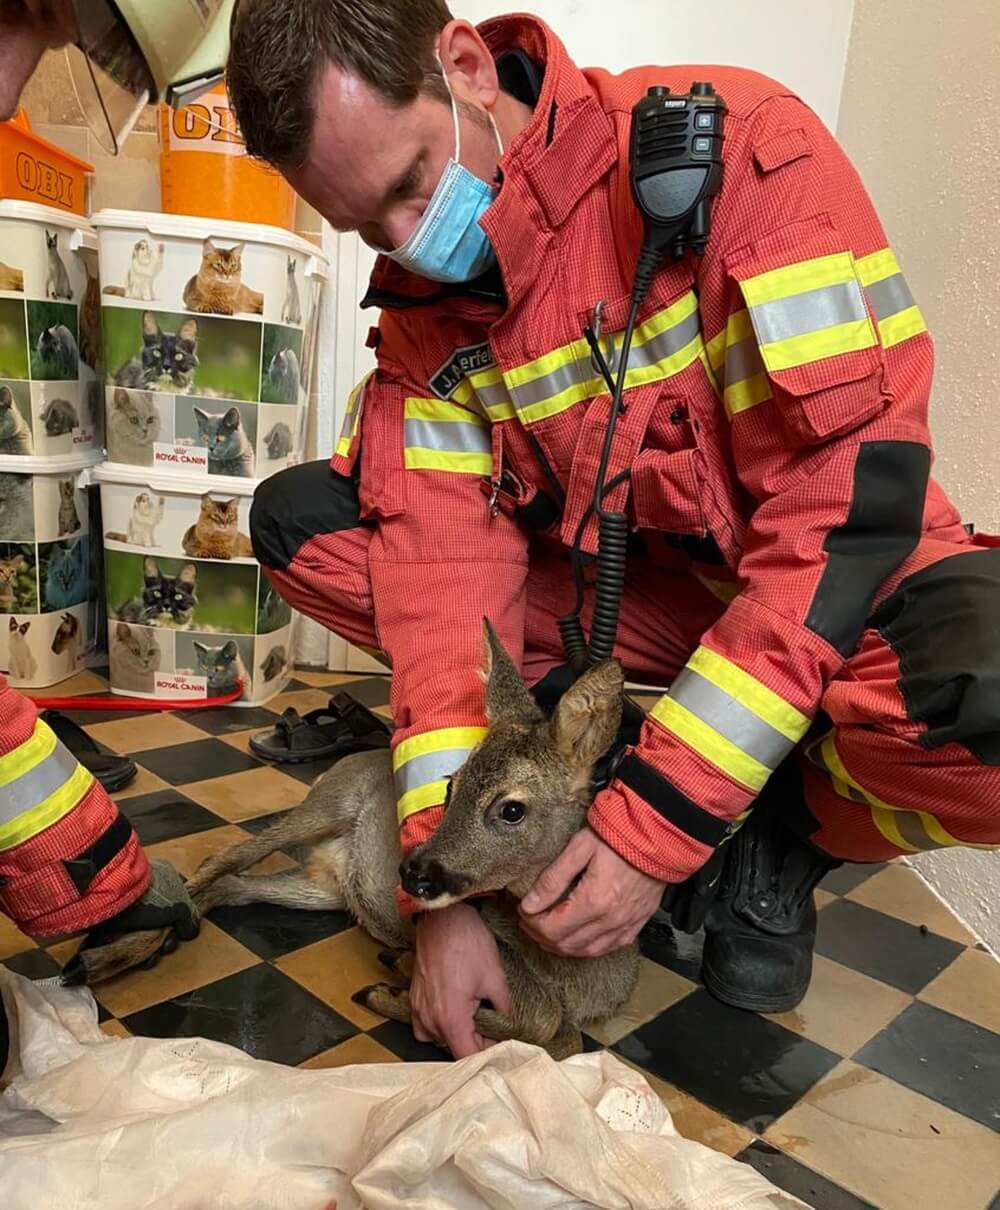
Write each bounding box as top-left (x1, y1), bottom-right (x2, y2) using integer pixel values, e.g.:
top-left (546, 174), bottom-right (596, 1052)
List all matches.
top-left (3, 669), bottom-right (999, 1210)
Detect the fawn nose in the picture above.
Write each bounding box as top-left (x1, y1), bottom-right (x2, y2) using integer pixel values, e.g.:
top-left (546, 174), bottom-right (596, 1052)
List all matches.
top-left (400, 855), bottom-right (470, 901)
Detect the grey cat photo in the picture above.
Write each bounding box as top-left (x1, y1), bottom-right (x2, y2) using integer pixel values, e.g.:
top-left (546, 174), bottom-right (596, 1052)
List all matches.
top-left (0, 386), bottom-right (34, 455)
top-left (264, 420), bottom-right (293, 460)
top-left (267, 348), bottom-right (300, 405)
top-left (0, 473), bottom-right (34, 542)
top-left (45, 230), bottom-right (73, 301)
top-left (193, 405), bottom-right (256, 477)
top-left (37, 325), bottom-right (79, 378)
top-left (107, 388), bottom-right (161, 466)
top-left (40, 396), bottom-right (79, 437)
top-left (281, 257), bottom-right (302, 325)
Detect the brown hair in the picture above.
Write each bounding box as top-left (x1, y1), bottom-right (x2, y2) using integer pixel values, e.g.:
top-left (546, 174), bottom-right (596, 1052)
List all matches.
top-left (228, 0), bottom-right (455, 168)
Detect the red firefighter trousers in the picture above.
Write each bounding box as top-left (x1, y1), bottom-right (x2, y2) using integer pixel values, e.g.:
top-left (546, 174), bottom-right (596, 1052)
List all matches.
top-left (256, 466), bottom-right (1000, 870)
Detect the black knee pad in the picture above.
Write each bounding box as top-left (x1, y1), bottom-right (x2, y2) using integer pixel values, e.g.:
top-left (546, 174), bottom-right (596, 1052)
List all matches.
top-left (250, 460), bottom-right (367, 571)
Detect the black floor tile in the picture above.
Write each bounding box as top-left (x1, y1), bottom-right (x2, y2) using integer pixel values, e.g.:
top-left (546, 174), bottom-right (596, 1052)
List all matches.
top-left (638, 911), bottom-right (705, 982)
top-left (278, 755), bottom-right (347, 785)
top-left (182, 706), bottom-right (286, 736)
top-left (119, 790), bottom-right (225, 846)
top-left (123, 963), bottom-right (356, 1065)
top-left (62, 707), bottom-right (149, 726)
top-left (737, 1141), bottom-right (877, 1209)
top-left (987, 1189), bottom-right (1000, 1210)
top-left (820, 862), bottom-right (888, 896)
top-left (855, 1000), bottom-right (1000, 1132)
top-left (135, 738), bottom-right (262, 785)
top-left (207, 901), bottom-right (354, 960)
top-left (335, 677), bottom-right (392, 708)
top-left (2, 948), bottom-right (62, 981)
top-left (370, 1019), bottom-right (452, 1063)
top-left (613, 988), bottom-right (839, 1132)
top-left (815, 898), bottom-right (964, 995)
top-left (580, 1033), bottom-right (606, 1054)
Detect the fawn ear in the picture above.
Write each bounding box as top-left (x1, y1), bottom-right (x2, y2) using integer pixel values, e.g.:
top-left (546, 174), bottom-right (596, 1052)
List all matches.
top-left (551, 660), bottom-right (625, 776)
top-left (481, 619), bottom-right (540, 724)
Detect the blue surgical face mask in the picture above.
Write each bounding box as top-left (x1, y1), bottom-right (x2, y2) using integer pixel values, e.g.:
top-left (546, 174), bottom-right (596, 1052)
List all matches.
top-left (384, 69), bottom-right (503, 284)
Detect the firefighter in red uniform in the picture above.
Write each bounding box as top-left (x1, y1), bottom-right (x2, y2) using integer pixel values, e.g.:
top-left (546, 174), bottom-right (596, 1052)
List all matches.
top-left (0, 1), bottom-right (200, 1070)
top-left (231, 2), bottom-right (1000, 1059)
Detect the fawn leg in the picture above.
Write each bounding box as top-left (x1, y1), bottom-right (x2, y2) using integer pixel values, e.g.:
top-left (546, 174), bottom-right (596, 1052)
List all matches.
top-left (198, 870), bottom-right (345, 913)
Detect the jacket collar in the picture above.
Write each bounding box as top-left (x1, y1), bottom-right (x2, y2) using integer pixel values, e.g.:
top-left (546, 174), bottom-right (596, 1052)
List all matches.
top-left (364, 14), bottom-right (616, 314)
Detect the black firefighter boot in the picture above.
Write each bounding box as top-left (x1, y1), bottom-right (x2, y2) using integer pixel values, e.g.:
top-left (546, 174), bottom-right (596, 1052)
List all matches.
top-left (699, 798), bottom-right (841, 1014)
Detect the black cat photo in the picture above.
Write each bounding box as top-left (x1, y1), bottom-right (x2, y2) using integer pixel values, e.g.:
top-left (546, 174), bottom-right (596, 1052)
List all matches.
top-left (113, 311), bottom-right (199, 393)
top-left (114, 556), bottom-right (198, 629)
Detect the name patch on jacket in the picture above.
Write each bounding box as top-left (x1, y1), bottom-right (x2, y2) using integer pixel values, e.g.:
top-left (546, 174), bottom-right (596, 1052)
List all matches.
top-left (430, 343), bottom-right (495, 399)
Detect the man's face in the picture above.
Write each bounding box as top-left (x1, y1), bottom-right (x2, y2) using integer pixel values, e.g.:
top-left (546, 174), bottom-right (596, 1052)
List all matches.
top-left (284, 62), bottom-right (501, 254)
top-left (0, 0), bottom-right (78, 120)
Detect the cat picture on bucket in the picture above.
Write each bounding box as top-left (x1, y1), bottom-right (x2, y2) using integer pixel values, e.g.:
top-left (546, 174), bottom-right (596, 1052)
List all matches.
top-left (39, 537), bottom-right (88, 612)
top-left (106, 388), bottom-right (162, 466)
top-left (51, 610), bottom-right (81, 671)
top-left (0, 385), bottom-right (34, 455)
top-left (44, 230), bottom-right (73, 301)
top-left (105, 491), bottom-right (165, 548)
top-left (192, 405), bottom-right (256, 478)
top-left (0, 473), bottom-right (34, 542)
top-left (260, 324), bottom-right (303, 405)
top-left (113, 312), bottom-right (199, 393)
top-left (281, 256), bottom-right (302, 325)
top-left (113, 555), bottom-right (198, 630)
top-left (0, 261), bottom-right (24, 293)
top-left (103, 239), bottom-right (165, 302)
top-left (183, 238), bottom-right (264, 317)
top-left (109, 620), bottom-right (162, 693)
top-left (182, 494), bottom-right (254, 560)
top-left (8, 617), bottom-right (37, 681)
top-left (58, 479), bottom-right (81, 536)
top-left (0, 543), bottom-right (37, 613)
top-left (28, 301), bottom-right (79, 381)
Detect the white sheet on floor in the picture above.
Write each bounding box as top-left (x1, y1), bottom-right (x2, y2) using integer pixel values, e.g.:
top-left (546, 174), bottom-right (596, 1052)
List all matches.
top-left (0, 970), bottom-right (806, 1210)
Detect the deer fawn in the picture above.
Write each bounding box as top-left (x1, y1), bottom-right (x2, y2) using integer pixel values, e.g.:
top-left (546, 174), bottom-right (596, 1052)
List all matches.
top-left (69, 624), bottom-right (641, 1056)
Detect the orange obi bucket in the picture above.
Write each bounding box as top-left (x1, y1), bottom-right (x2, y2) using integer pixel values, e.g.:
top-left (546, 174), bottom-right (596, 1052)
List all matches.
top-left (0, 109), bottom-right (93, 216)
top-left (158, 83), bottom-right (296, 230)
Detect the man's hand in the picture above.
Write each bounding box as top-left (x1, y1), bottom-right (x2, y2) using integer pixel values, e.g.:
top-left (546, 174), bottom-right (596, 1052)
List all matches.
top-left (411, 902), bottom-right (512, 1059)
top-left (519, 829), bottom-right (665, 958)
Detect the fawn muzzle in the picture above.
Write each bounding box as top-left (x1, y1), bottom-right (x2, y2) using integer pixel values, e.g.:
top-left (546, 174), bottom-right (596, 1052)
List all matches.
top-left (400, 853), bottom-right (473, 903)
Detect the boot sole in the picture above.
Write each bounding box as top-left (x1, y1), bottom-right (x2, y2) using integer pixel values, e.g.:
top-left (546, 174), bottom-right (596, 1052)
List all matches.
top-left (701, 960), bottom-right (809, 1014)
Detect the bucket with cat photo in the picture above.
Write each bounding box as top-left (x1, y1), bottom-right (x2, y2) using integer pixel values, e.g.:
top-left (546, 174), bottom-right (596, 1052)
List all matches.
top-left (0, 200), bottom-right (103, 462)
top-left (93, 208), bottom-right (327, 483)
top-left (0, 448), bottom-right (102, 688)
top-left (92, 462), bottom-right (296, 706)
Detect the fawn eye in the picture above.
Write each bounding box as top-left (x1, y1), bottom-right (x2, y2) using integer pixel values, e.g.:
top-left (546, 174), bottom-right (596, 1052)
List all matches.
top-left (499, 799), bottom-right (526, 825)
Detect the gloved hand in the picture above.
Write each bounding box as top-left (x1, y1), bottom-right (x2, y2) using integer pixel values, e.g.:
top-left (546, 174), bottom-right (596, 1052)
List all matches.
top-left (61, 860), bottom-right (200, 986)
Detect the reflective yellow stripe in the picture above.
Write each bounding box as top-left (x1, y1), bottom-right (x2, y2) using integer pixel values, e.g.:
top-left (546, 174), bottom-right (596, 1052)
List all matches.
top-left (404, 397), bottom-right (486, 425)
top-left (504, 336), bottom-right (592, 391)
top-left (705, 327), bottom-right (727, 376)
top-left (393, 726), bottom-right (489, 771)
top-left (878, 305), bottom-right (928, 350)
top-left (686, 647), bottom-right (810, 743)
top-left (760, 318), bottom-right (877, 373)
top-left (394, 726), bottom-right (489, 823)
top-left (0, 762), bottom-right (94, 851)
top-left (725, 308), bottom-right (755, 347)
top-left (0, 719), bottom-right (58, 789)
top-left (650, 695), bottom-right (771, 792)
top-left (404, 449), bottom-right (492, 474)
top-left (741, 252), bottom-right (859, 308)
top-left (336, 373), bottom-right (370, 458)
top-left (854, 248), bottom-right (901, 287)
top-left (725, 371), bottom-right (772, 417)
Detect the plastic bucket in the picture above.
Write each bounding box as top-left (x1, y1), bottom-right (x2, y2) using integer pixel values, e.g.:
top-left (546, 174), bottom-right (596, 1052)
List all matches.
top-left (159, 84), bottom-right (296, 230)
top-left (0, 109), bottom-right (93, 217)
top-left (0, 450), bottom-right (102, 688)
top-left (93, 208), bottom-right (326, 482)
top-left (93, 461), bottom-right (295, 705)
top-left (0, 199), bottom-right (103, 461)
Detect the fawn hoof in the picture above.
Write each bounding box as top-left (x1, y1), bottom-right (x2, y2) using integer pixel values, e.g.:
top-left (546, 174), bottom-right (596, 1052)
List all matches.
top-left (377, 949), bottom-right (400, 971)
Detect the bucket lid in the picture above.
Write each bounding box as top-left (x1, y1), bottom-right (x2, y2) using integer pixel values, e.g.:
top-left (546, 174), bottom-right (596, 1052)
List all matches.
top-left (91, 207), bottom-right (328, 268)
top-left (0, 198), bottom-right (97, 233)
top-left (0, 449), bottom-right (103, 475)
top-left (91, 459), bottom-right (265, 497)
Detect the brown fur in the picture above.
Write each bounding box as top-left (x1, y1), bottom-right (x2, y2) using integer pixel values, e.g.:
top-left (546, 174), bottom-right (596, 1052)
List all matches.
top-left (0, 261), bottom-right (24, 293)
top-left (0, 554), bottom-right (28, 611)
top-left (70, 624), bottom-right (639, 1057)
top-left (78, 259), bottom-right (102, 371)
top-left (182, 494), bottom-right (254, 559)
top-left (183, 239), bottom-right (264, 316)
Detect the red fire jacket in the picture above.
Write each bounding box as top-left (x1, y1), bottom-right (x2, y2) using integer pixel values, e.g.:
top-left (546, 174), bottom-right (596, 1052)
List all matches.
top-left (331, 14), bottom-right (964, 889)
top-left (0, 675), bottom-right (149, 937)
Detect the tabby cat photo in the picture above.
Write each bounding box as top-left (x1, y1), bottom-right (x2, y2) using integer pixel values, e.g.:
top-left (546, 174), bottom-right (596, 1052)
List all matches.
top-left (103, 239), bottom-right (165, 301)
top-left (182, 494), bottom-right (254, 560)
top-left (0, 261), bottom-right (24, 293)
top-left (0, 473), bottom-right (34, 542)
top-left (58, 479), bottom-right (81, 536)
top-left (183, 238), bottom-right (264, 316)
top-left (113, 312), bottom-right (199, 392)
top-left (0, 546), bottom-right (37, 613)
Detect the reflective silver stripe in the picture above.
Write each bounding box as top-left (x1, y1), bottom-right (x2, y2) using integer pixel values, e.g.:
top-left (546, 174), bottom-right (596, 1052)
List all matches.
top-left (509, 307), bottom-right (703, 415)
top-left (893, 810), bottom-right (940, 852)
top-left (749, 280), bottom-right (868, 347)
top-left (0, 739), bottom-right (79, 826)
top-left (866, 273), bottom-right (915, 322)
top-left (475, 380), bottom-right (514, 409)
top-left (724, 334), bottom-right (766, 388)
top-left (395, 748), bottom-right (473, 797)
top-left (670, 668), bottom-right (795, 772)
top-left (403, 419), bottom-right (491, 455)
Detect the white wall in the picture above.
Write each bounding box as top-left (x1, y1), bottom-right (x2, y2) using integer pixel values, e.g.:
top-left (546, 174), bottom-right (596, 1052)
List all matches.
top-left (838, 0), bottom-right (1000, 954)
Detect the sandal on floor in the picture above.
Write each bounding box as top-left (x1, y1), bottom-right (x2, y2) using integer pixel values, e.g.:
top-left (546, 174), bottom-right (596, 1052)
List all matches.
top-left (41, 710), bottom-right (138, 794)
top-left (250, 691), bottom-right (392, 765)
